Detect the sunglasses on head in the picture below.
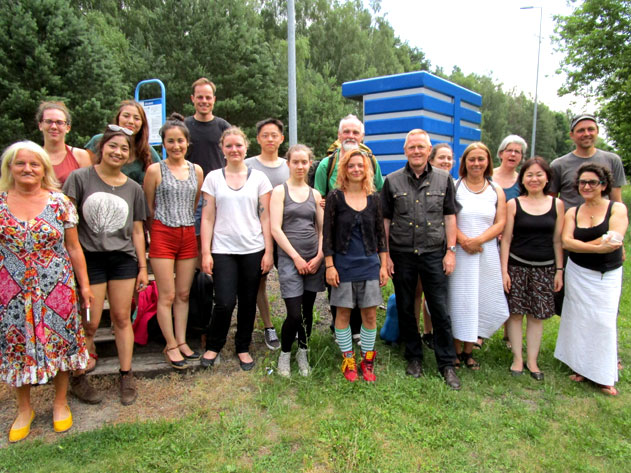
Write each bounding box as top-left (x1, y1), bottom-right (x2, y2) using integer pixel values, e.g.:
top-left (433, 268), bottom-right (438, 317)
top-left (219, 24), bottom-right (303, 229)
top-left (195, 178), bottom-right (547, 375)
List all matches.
top-left (107, 124), bottom-right (133, 136)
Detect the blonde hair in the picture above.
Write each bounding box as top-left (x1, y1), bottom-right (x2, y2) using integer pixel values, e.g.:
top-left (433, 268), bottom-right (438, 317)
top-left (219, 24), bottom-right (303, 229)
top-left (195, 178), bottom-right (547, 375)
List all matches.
top-left (335, 149), bottom-right (375, 194)
top-left (404, 129), bottom-right (431, 149)
top-left (220, 126), bottom-right (250, 148)
top-left (0, 141), bottom-right (60, 192)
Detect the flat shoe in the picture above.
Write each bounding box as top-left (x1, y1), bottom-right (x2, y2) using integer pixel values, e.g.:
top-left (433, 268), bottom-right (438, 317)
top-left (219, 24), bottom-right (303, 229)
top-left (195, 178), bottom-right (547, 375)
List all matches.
top-left (238, 354), bottom-right (255, 371)
top-left (9, 410), bottom-right (35, 443)
top-left (525, 365), bottom-right (544, 381)
top-left (510, 368), bottom-right (523, 377)
top-left (200, 353), bottom-right (220, 368)
top-left (53, 405), bottom-right (73, 433)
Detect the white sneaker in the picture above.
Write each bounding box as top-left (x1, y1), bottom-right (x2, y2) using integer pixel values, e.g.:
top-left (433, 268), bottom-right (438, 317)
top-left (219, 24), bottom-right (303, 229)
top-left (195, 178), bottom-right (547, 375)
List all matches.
top-left (277, 351), bottom-right (291, 378)
top-left (296, 348), bottom-right (311, 377)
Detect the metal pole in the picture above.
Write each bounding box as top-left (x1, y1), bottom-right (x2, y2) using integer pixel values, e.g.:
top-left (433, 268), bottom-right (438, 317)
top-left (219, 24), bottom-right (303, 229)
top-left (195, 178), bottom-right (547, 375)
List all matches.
top-left (287, 0), bottom-right (298, 145)
top-left (521, 6), bottom-right (542, 158)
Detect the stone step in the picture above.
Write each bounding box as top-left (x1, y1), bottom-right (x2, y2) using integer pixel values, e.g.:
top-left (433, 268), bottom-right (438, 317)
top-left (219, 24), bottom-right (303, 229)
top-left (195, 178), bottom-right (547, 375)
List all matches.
top-left (86, 351), bottom-right (191, 379)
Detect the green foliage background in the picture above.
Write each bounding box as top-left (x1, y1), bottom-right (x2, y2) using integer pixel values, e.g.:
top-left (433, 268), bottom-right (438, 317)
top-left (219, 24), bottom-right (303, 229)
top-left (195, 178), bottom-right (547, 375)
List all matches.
top-left (0, 0), bottom-right (592, 163)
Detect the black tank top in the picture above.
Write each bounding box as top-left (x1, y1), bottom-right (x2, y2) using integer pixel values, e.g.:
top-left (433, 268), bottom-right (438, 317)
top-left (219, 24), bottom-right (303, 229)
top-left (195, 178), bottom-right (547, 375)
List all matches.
top-left (569, 201), bottom-right (623, 272)
top-left (509, 197), bottom-right (557, 264)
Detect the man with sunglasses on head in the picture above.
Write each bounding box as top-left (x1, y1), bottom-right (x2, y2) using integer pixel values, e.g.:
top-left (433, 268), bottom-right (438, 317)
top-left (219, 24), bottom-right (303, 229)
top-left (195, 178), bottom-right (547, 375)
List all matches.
top-left (550, 114), bottom-right (626, 208)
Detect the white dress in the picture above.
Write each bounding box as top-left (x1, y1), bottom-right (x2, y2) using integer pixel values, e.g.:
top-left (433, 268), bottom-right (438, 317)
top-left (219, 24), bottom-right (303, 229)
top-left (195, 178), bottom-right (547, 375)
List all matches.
top-left (448, 180), bottom-right (509, 342)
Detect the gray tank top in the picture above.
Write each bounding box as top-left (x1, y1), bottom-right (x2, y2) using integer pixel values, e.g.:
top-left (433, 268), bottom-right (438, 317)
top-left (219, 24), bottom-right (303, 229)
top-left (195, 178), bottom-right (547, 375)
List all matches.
top-left (154, 160), bottom-right (197, 227)
top-left (279, 183), bottom-right (319, 258)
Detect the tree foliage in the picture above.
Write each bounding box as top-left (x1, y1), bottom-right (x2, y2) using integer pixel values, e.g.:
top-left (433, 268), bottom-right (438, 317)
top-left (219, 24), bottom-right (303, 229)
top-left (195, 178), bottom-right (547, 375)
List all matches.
top-left (0, 0), bottom-right (126, 150)
top-left (1, 0), bottom-right (573, 164)
top-left (555, 0), bottom-right (631, 173)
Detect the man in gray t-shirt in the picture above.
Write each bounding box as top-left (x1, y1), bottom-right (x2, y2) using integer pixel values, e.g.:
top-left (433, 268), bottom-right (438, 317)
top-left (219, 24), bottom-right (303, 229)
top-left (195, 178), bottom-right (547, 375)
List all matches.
top-left (550, 114), bottom-right (626, 208)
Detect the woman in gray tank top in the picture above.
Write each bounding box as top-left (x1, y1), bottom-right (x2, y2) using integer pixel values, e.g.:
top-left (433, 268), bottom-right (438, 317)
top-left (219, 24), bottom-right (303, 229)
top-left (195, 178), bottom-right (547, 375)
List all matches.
top-left (270, 144), bottom-right (325, 377)
top-left (144, 114), bottom-right (203, 370)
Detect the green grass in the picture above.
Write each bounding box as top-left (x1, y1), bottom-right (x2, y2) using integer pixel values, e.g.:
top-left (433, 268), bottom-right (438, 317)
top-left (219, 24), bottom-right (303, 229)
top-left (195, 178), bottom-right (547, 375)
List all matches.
top-left (2, 187), bottom-right (631, 473)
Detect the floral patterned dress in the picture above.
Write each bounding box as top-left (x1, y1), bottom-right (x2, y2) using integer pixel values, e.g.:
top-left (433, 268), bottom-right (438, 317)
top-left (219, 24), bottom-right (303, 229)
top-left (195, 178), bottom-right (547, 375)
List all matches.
top-left (0, 191), bottom-right (88, 387)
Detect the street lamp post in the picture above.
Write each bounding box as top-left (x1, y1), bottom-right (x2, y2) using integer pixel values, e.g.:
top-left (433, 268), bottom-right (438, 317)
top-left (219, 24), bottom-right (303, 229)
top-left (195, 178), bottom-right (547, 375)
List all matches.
top-left (521, 6), bottom-right (542, 158)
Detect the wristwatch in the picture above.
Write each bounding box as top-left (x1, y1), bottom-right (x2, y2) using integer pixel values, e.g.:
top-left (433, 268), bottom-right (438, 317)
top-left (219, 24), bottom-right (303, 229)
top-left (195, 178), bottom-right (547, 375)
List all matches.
top-left (447, 246), bottom-right (456, 253)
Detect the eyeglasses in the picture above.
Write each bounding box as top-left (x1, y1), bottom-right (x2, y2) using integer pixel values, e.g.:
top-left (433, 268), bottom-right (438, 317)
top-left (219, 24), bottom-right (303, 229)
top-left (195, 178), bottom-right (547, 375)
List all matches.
top-left (503, 148), bottom-right (522, 155)
top-left (108, 124), bottom-right (133, 136)
top-left (42, 119), bottom-right (67, 127)
top-left (578, 179), bottom-right (603, 188)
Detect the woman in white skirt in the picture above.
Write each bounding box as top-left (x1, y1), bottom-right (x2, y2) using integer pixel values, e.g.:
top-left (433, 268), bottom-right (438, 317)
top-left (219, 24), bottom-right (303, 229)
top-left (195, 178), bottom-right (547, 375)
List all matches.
top-left (555, 163), bottom-right (627, 396)
top-left (448, 142), bottom-right (508, 369)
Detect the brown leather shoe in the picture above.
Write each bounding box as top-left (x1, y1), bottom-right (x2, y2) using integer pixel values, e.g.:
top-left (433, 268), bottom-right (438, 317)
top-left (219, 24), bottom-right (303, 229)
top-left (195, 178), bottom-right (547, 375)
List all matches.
top-left (442, 366), bottom-right (461, 390)
top-left (119, 371), bottom-right (137, 406)
top-left (70, 374), bottom-right (103, 404)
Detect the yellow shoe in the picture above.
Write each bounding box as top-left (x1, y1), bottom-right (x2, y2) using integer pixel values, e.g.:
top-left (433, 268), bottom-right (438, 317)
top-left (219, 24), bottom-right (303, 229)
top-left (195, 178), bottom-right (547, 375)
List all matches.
top-left (53, 405), bottom-right (73, 433)
top-left (9, 410), bottom-right (35, 443)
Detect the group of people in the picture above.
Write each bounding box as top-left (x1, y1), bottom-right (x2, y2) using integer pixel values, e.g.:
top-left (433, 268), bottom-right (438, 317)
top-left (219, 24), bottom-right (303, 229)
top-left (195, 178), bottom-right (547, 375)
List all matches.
top-left (0, 74), bottom-right (627, 444)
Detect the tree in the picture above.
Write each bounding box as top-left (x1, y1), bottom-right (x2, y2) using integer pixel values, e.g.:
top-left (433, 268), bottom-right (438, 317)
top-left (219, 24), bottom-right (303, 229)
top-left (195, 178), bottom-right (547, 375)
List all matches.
top-left (0, 0), bottom-right (127, 151)
top-left (555, 0), bottom-right (631, 173)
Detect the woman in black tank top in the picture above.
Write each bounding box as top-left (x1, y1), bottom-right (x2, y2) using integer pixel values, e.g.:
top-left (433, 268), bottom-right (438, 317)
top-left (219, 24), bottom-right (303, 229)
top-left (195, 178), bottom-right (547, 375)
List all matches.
top-left (555, 163), bottom-right (628, 396)
top-left (500, 158), bottom-right (565, 380)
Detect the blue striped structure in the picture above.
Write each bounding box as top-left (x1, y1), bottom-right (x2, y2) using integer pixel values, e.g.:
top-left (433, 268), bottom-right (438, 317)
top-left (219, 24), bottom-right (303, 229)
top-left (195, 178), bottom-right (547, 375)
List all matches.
top-left (342, 71), bottom-right (482, 176)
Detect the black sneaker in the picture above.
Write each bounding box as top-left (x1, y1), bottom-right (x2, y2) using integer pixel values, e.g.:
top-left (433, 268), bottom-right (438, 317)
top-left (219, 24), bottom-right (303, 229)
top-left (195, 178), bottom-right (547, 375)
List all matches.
top-left (264, 328), bottom-right (280, 351)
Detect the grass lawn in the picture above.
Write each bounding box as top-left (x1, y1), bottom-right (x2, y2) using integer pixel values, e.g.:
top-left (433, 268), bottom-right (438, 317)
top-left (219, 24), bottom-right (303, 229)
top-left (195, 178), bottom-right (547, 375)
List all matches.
top-left (1, 188), bottom-right (630, 473)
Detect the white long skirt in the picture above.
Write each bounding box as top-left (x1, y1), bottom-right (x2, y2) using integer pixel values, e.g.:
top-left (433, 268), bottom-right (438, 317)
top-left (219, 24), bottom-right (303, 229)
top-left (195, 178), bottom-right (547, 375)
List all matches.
top-left (554, 259), bottom-right (622, 386)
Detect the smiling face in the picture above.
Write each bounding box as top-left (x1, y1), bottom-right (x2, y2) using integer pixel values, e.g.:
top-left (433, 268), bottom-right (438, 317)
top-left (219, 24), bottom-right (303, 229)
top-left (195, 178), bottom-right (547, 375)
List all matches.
top-left (191, 84), bottom-right (216, 119)
top-left (256, 123), bottom-right (284, 155)
top-left (337, 119), bottom-right (364, 147)
top-left (465, 148), bottom-right (489, 178)
top-left (117, 105), bottom-right (144, 136)
top-left (499, 143), bottom-right (523, 170)
top-left (222, 133), bottom-right (247, 164)
top-left (570, 119), bottom-right (598, 152)
top-left (11, 150), bottom-right (45, 188)
top-left (163, 127), bottom-right (188, 160)
top-left (431, 147), bottom-right (453, 171)
top-left (100, 135), bottom-right (130, 168)
top-left (287, 149), bottom-right (311, 181)
top-left (577, 170), bottom-right (603, 200)
top-left (39, 108), bottom-right (69, 144)
top-left (521, 162), bottom-right (547, 195)
top-left (405, 133), bottom-right (432, 173)
top-left (346, 153), bottom-right (366, 184)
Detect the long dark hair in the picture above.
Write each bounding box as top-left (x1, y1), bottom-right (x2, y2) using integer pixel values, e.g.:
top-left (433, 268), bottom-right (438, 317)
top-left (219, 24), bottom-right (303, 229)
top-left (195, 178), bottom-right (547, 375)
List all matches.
top-left (115, 100), bottom-right (152, 171)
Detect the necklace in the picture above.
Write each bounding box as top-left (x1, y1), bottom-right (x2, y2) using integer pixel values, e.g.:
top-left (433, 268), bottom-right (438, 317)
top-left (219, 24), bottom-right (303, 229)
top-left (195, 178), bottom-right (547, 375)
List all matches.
top-left (463, 178), bottom-right (488, 194)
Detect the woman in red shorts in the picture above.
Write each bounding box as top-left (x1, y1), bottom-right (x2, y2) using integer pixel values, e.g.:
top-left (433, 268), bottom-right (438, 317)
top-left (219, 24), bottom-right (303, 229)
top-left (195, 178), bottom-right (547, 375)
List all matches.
top-left (144, 113), bottom-right (203, 369)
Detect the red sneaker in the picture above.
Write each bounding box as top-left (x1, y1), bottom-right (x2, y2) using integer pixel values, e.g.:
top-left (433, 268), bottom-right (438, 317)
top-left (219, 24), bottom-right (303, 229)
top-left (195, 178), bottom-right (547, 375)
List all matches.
top-left (341, 351), bottom-right (358, 382)
top-left (361, 351), bottom-right (377, 382)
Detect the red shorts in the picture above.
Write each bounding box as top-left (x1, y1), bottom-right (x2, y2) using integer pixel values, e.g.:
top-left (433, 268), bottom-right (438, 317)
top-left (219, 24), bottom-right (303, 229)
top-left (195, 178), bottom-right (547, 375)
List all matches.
top-left (149, 220), bottom-right (198, 260)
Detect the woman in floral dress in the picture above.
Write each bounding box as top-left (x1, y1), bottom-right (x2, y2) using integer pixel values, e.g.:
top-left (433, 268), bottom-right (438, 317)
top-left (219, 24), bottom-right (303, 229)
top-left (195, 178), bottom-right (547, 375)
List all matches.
top-left (0, 141), bottom-right (92, 442)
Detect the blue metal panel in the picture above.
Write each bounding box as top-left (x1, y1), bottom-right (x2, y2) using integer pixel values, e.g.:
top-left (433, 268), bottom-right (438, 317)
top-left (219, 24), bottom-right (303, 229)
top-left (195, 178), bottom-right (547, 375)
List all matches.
top-left (364, 94), bottom-right (454, 117)
top-left (366, 116), bottom-right (453, 136)
top-left (378, 160), bottom-right (408, 175)
top-left (460, 107), bottom-right (482, 124)
top-left (365, 139), bottom-right (406, 155)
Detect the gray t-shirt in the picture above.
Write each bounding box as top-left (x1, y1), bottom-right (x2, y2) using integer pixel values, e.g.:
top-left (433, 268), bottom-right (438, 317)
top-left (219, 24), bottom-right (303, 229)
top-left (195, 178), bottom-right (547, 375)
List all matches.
top-left (549, 149), bottom-right (627, 208)
top-left (245, 156), bottom-right (289, 188)
top-left (63, 167), bottom-right (147, 258)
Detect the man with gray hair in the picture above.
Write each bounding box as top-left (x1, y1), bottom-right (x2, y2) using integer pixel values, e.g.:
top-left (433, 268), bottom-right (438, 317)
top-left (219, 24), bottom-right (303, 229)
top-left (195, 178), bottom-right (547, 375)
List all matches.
top-left (381, 129), bottom-right (461, 390)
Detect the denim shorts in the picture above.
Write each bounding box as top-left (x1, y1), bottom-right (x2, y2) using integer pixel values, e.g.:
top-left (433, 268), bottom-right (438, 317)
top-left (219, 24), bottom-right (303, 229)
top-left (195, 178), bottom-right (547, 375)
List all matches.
top-left (84, 251), bottom-right (139, 284)
top-left (330, 279), bottom-right (382, 309)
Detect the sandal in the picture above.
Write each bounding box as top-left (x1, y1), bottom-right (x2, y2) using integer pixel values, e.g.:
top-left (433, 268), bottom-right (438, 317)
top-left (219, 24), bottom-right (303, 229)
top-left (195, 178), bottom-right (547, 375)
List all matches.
top-left (473, 338), bottom-right (484, 350)
top-left (163, 346), bottom-right (187, 370)
top-left (459, 352), bottom-right (480, 370)
top-left (85, 353), bottom-right (98, 373)
top-left (600, 385), bottom-right (619, 396)
top-left (177, 343), bottom-right (200, 361)
top-left (569, 373), bottom-right (585, 382)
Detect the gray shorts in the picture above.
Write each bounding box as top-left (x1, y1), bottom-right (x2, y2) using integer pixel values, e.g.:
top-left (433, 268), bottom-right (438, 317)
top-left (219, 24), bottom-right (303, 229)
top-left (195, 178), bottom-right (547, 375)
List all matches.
top-left (277, 254), bottom-right (325, 299)
top-left (330, 280), bottom-right (382, 309)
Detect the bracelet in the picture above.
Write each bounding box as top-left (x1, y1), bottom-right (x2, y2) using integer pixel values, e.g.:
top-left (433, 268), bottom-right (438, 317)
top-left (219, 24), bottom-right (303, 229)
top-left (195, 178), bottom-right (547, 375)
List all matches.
top-left (326, 265), bottom-right (334, 269)
top-left (555, 268), bottom-right (564, 271)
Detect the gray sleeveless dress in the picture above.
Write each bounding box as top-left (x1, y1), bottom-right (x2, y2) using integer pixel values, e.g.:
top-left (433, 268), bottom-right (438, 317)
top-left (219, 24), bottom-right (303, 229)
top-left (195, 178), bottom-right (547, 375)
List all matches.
top-left (277, 183), bottom-right (325, 298)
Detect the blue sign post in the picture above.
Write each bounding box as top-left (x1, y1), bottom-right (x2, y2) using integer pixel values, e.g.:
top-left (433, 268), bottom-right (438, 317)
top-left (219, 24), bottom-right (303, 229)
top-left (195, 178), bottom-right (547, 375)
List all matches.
top-left (135, 79), bottom-right (167, 159)
top-left (342, 71), bottom-right (482, 177)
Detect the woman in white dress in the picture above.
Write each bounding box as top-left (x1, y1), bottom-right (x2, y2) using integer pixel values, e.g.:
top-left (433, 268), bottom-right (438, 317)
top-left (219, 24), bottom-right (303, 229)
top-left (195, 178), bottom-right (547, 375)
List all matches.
top-left (448, 142), bottom-right (508, 369)
top-left (554, 163), bottom-right (627, 396)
